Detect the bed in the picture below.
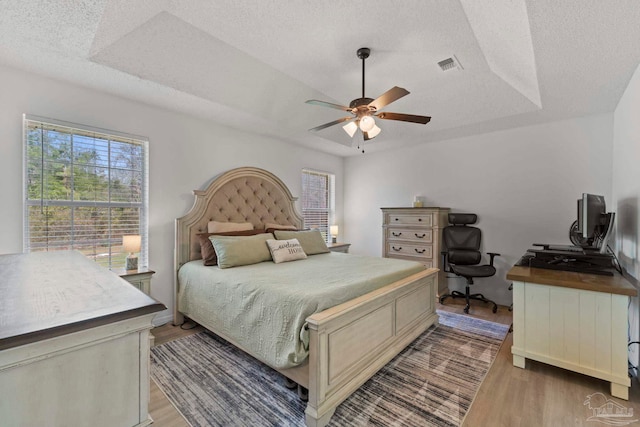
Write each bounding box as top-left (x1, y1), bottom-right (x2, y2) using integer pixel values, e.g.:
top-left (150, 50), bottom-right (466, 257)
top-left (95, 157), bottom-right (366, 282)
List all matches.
top-left (174, 167), bottom-right (439, 427)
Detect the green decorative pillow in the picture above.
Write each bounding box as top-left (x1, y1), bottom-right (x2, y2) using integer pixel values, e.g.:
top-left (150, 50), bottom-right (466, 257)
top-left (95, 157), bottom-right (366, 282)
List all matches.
top-left (266, 238), bottom-right (307, 264)
top-left (197, 229), bottom-right (265, 266)
top-left (274, 230), bottom-right (330, 255)
top-left (210, 233), bottom-right (274, 269)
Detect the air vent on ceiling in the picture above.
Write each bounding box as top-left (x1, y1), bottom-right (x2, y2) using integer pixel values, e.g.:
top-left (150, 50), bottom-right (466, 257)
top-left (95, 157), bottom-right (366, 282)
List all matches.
top-left (438, 55), bottom-right (463, 72)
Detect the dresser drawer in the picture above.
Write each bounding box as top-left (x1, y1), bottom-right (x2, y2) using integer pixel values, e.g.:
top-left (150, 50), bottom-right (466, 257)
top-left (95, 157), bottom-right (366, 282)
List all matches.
top-left (386, 243), bottom-right (433, 260)
top-left (387, 228), bottom-right (433, 243)
top-left (387, 213), bottom-right (433, 226)
top-left (382, 207), bottom-right (450, 296)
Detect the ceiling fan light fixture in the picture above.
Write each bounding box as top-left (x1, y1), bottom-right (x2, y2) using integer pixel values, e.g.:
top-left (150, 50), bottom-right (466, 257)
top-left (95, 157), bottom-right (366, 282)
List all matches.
top-left (359, 115), bottom-right (375, 132)
top-left (343, 121), bottom-right (358, 138)
top-left (305, 47), bottom-right (431, 152)
top-left (368, 124), bottom-right (381, 139)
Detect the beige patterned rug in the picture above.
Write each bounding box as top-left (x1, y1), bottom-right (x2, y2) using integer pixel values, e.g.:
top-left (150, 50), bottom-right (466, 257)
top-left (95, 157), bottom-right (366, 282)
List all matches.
top-left (151, 311), bottom-right (509, 426)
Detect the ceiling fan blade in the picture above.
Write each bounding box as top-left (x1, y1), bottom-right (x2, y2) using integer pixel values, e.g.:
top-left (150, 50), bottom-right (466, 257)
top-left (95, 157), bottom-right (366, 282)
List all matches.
top-left (309, 116), bottom-right (353, 132)
top-left (306, 99), bottom-right (352, 112)
top-left (368, 86), bottom-right (410, 111)
top-left (376, 112), bottom-right (431, 124)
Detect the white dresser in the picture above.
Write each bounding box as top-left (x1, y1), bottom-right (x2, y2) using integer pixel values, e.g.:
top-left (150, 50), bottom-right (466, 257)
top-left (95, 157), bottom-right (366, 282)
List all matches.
top-left (0, 251), bottom-right (165, 427)
top-left (382, 207), bottom-right (450, 295)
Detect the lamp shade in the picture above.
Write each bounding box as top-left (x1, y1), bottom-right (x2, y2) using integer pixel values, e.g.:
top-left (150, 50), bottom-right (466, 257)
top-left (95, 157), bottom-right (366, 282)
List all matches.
top-left (123, 235), bottom-right (141, 253)
top-left (330, 225), bottom-right (339, 237)
top-left (367, 124), bottom-right (381, 139)
top-left (343, 121), bottom-right (358, 138)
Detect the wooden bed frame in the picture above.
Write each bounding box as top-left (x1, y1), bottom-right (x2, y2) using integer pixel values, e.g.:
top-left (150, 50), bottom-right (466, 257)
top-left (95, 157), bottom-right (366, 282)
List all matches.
top-left (174, 167), bottom-right (439, 427)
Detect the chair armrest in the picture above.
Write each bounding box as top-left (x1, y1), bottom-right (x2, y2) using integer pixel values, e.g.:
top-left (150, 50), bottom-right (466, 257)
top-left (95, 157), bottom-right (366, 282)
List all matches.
top-left (487, 252), bottom-right (500, 266)
top-left (441, 251), bottom-right (451, 273)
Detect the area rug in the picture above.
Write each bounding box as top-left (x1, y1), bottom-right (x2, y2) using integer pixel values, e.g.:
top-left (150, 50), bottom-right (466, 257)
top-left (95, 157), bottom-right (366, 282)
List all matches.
top-left (151, 311), bottom-right (509, 427)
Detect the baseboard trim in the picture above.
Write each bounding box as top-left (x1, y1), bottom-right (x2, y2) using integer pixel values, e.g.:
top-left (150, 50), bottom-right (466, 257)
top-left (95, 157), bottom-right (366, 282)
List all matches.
top-left (152, 311), bottom-right (174, 327)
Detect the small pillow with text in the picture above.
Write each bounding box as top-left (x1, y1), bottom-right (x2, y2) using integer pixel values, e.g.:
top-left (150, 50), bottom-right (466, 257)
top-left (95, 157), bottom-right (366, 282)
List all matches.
top-left (266, 238), bottom-right (307, 264)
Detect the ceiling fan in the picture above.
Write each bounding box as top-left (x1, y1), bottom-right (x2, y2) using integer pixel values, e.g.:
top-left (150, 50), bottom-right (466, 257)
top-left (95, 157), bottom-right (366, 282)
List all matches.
top-left (306, 47), bottom-right (431, 152)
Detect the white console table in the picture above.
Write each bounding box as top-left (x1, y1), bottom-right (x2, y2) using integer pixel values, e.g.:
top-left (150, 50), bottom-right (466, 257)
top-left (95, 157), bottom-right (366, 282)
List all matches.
top-left (508, 265), bottom-right (637, 400)
top-left (0, 251), bottom-right (165, 427)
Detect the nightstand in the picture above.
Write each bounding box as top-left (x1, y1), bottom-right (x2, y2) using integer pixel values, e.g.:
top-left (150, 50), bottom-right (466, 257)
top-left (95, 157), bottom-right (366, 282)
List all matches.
top-left (328, 242), bottom-right (351, 253)
top-left (115, 268), bottom-right (156, 346)
top-left (116, 268), bottom-right (155, 295)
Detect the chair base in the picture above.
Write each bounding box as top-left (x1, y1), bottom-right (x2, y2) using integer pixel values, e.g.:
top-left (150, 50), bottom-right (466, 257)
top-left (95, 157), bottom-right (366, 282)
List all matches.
top-left (439, 288), bottom-right (498, 314)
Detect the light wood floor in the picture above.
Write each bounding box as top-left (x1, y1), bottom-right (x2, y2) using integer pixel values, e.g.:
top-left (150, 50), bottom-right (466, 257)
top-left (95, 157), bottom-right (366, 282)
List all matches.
top-left (150, 321), bottom-right (203, 427)
top-left (149, 300), bottom-right (639, 427)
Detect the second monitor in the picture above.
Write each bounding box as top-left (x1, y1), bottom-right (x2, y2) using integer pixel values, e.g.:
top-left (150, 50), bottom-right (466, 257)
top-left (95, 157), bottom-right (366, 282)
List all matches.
top-left (575, 193), bottom-right (615, 254)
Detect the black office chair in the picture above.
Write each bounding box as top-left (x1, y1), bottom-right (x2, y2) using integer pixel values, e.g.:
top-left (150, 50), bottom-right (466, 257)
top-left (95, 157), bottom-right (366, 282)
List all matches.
top-left (439, 213), bottom-right (499, 314)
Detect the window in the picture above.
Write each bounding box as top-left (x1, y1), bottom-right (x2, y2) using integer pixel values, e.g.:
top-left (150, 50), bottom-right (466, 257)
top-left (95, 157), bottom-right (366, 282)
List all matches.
top-left (23, 115), bottom-right (149, 270)
top-left (301, 169), bottom-right (334, 242)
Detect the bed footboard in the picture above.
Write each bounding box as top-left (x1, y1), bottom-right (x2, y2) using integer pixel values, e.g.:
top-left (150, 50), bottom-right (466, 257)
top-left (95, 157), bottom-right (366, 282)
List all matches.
top-left (304, 268), bottom-right (438, 427)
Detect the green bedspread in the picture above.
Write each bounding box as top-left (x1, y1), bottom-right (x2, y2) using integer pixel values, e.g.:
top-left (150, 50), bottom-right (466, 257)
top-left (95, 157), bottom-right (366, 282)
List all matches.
top-left (178, 252), bottom-right (425, 369)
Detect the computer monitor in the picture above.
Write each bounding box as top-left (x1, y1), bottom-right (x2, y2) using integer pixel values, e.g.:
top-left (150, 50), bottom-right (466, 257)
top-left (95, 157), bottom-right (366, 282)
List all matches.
top-left (576, 193), bottom-right (614, 254)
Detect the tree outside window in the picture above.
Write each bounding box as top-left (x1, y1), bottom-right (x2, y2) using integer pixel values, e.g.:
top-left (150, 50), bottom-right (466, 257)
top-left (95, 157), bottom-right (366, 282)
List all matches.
top-left (301, 169), bottom-right (334, 242)
top-left (23, 116), bottom-right (148, 270)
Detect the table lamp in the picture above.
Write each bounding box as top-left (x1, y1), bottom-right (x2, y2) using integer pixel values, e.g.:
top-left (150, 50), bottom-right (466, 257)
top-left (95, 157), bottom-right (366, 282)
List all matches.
top-left (330, 225), bottom-right (339, 244)
top-left (123, 235), bottom-right (141, 271)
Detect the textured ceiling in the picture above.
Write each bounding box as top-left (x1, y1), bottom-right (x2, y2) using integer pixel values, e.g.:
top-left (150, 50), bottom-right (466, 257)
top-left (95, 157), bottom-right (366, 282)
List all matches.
top-left (1, 0), bottom-right (639, 156)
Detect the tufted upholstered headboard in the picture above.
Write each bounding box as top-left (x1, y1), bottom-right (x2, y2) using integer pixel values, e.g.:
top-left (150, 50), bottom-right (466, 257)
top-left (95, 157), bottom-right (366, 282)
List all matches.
top-left (175, 167), bottom-right (304, 267)
top-left (173, 167), bottom-right (304, 323)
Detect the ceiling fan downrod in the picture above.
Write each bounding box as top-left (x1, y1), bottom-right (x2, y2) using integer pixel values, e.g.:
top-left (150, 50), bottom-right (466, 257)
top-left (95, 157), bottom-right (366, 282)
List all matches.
top-left (357, 47), bottom-right (370, 99)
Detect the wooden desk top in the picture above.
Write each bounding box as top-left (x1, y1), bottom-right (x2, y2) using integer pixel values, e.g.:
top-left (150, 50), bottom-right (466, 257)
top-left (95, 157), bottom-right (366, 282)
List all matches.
top-left (507, 265), bottom-right (638, 296)
top-left (0, 251), bottom-right (166, 351)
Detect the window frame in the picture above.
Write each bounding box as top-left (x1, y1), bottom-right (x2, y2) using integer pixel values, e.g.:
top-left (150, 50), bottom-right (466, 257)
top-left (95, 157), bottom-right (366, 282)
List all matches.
top-left (301, 168), bottom-right (335, 243)
top-left (22, 114), bottom-right (149, 270)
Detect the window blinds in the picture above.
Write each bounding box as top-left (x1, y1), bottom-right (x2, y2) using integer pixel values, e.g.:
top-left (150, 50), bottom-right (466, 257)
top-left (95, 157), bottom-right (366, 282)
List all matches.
top-left (301, 169), bottom-right (334, 242)
top-left (23, 115), bottom-right (149, 270)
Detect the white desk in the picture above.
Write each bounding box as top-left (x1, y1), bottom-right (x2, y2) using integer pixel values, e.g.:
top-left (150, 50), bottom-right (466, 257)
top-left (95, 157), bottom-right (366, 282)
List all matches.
top-left (508, 265), bottom-right (637, 400)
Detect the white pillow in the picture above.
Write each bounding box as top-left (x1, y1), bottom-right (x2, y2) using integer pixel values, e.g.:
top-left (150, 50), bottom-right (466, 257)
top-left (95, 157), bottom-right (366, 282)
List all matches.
top-left (208, 221), bottom-right (253, 233)
top-left (266, 238), bottom-right (307, 264)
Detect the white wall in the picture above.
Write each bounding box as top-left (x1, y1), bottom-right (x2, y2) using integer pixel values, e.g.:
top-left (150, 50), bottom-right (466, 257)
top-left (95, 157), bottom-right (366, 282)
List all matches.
top-left (344, 114), bottom-right (614, 305)
top-left (613, 62), bottom-right (640, 371)
top-left (0, 64), bottom-right (344, 325)
top-left (1, 60), bottom-right (632, 331)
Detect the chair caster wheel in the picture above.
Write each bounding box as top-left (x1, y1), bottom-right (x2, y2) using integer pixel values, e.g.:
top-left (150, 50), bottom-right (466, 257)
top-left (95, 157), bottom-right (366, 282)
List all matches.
top-left (464, 305), bottom-right (470, 314)
top-left (492, 305), bottom-right (498, 313)
top-left (297, 385), bottom-right (309, 402)
top-left (439, 296), bottom-right (446, 304)
top-left (283, 377), bottom-right (296, 389)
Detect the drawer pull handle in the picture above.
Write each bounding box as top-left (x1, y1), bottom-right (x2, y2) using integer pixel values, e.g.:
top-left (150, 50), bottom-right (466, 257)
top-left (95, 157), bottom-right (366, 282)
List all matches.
top-left (418, 218), bottom-right (422, 221)
top-left (392, 246), bottom-right (402, 251)
top-left (415, 233), bottom-right (426, 238)
top-left (414, 248), bottom-right (426, 254)
top-left (392, 232), bottom-right (402, 237)
top-left (394, 218), bottom-right (399, 221)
